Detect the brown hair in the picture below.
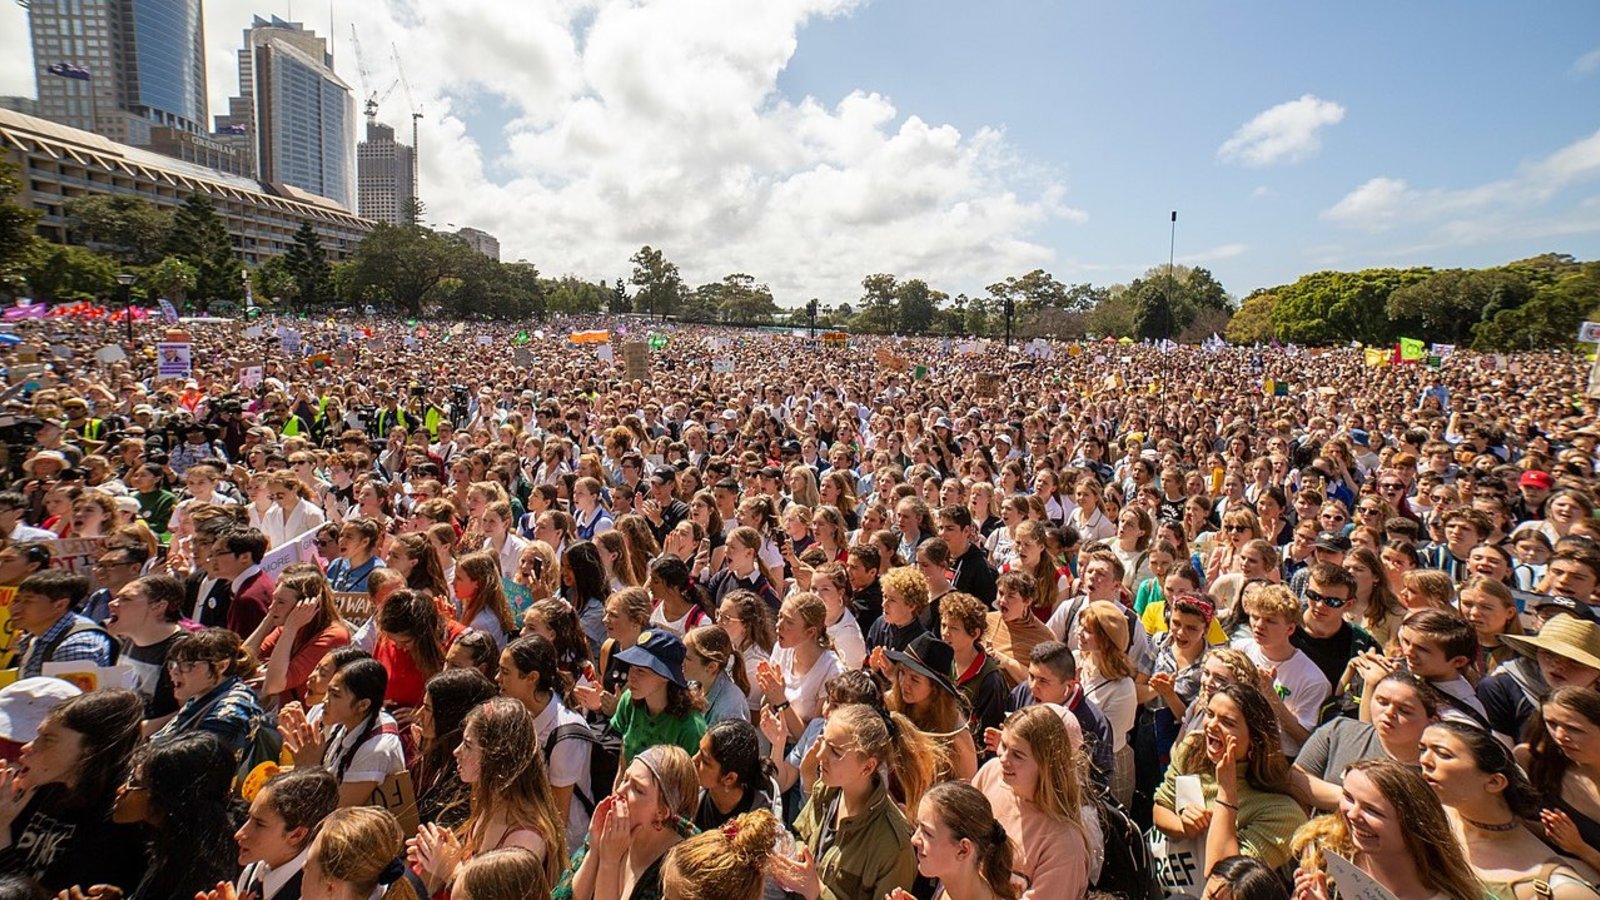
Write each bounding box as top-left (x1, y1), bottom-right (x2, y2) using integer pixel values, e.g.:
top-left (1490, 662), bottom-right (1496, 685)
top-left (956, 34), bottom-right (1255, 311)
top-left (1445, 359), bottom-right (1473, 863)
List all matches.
top-left (309, 807), bottom-right (419, 900)
top-left (661, 809), bottom-right (780, 900)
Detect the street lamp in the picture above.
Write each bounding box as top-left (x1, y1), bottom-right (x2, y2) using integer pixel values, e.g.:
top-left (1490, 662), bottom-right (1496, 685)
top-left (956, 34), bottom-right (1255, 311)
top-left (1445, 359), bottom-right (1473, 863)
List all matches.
top-left (115, 272), bottom-right (138, 345)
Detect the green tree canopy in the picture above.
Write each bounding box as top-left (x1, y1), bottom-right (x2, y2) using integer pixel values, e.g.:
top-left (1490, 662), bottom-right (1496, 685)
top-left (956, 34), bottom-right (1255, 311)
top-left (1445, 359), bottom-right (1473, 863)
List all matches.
top-left (345, 222), bottom-right (470, 317)
top-left (66, 195), bottom-right (171, 265)
top-left (629, 245), bottom-right (684, 317)
top-left (165, 194), bottom-right (242, 311)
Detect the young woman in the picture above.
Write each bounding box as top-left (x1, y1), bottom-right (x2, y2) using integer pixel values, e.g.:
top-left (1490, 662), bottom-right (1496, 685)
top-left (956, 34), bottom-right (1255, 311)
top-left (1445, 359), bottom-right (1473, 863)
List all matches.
top-left (661, 809), bottom-right (779, 900)
top-left (150, 628), bottom-right (265, 755)
top-left (683, 625), bottom-right (750, 725)
top-left (706, 527), bottom-right (783, 612)
top-left (252, 565), bottom-right (353, 707)
top-left (1342, 546), bottom-right (1407, 650)
top-left (409, 697), bottom-right (569, 893)
top-left (415, 668), bottom-right (499, 829)
top-left (446, 629), bottom-right (501, 682)
top-left (1074, 600), bottom-right (1138, 807)
top-left (757, 592), bottom-right (844, 741)
top-left (1110, 507), bottom-right (1156, 589)
top-left (1203, 856), bottom-right (1290, 900)
top-left (562, 542), bottom-right (611, 664)
top-left (647, 554), bottom-right (715, 635)
top-left (1522, 686), bottom-right (1600, 875)
top-left (282, 657), bottom-right (407, 808)
top-left (450, 848), bottom-right (550, 900)
top-left (1005, 521), bottom-right (1070, 620)
top-left (0, 689), bottom-right (147, 893)
top-left (1153, 683), bottom-right (1307, 876)
top-left (111, 731), bottom-right (243, 900)
top-left (811, 504), bottom-right (850, 563)
top-left (302, 806), bottom-right (424, 900)
top-left (1131, 539), bottom-right (1182, 618)
top-left (892, 781), bottom-right (1019, 900)
top-left (232, 767), bottom-right (342, 900)
top-left (607, 630), bottom-right (709, 765)
top-left (326, 517), bottom-right (385, 593)
top-left (453, 550), bottom-right (518, 650)
top-left (390, 532), bottom-right (453, 602)
top-left (554, 744), bottom-right (699, 900)
top-left (1380, 541), bottom-right (1421, 598)
top-left (717, 590), bottom-right (778, 717)
top-left (1291, 671), bottom-right (1440, 811)
top-left (1291, 759), bottom-right (1483, 900)
top-left (812, 561), bottom-right (866, 669)
top-left (374, 589), bottom-right (461, 710)
top-left (689, 719), bottom-right (774, 832)
top-left (1399, 568), bottom-right (1456, 612)
top-left (885, 633), bottom-right (979, 782)
top-left (597, 531), bottom-right (644, 591)
top-left (970, 705), bottom-right (1095, 900)
top-left (773, 704), bottom-right (918, 900)
top-left (1458, 577), bottom-right (1524, 678)
top-left (1421, 719), bottom-right (1600, 899)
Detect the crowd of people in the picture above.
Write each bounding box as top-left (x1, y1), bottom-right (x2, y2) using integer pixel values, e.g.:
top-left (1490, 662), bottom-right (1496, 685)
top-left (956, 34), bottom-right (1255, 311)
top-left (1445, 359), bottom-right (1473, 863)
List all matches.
top-left (0, 311), bottom-right (1596, 900)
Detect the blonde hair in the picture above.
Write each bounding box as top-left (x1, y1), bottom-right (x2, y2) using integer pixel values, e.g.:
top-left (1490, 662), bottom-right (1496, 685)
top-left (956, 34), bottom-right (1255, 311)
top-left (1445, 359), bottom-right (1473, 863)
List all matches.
top-left (1080, 600), bottom-right (1133, 680)
top-left (1241, 582), bottom-right (1299, 621)
top-left (456, 550), bottom-right (517, 636)
top-left (459, 698), bottom-right (567, 886)
top-left (880, 565), bottom-right (930, 613)
top-left (596, 530), bottom-right (645, 587)
top-left (661, 809), bottom-right (780, 900)
top-left (829, 703), bottom-right (945, 814)
top-left (452, 848), bottom-right (549, 900)
top-left (308, 807), bottom-right (419, 900)
top-left (1001, 705), bottom-right (1087, 830)
top-left (1402, 568), bottom-right (1456, 609)
top-left (781, 591), bottom-right (832, 648)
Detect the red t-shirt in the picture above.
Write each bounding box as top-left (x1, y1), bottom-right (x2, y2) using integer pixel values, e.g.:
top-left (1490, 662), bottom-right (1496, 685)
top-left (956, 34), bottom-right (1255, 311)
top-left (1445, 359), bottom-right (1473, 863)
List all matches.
top-left (374, 620), bottom-right (466, 709)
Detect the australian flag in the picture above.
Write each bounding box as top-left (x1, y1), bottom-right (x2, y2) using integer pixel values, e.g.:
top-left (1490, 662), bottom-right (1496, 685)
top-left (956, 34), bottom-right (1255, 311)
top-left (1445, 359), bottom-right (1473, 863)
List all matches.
top-left (47, 62), bottom-right (91, 81)
top-left (218, 124), bottom-right (247, 135)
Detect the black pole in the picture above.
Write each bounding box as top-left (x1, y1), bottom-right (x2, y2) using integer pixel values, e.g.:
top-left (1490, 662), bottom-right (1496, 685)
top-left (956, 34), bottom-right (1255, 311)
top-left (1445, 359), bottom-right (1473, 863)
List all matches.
top-left (808, 300), bottom-right (817, 341)
top-left (1004, 297), bottom-right (1013, 347)
top-left (1167, 210), bottom-right (1178, 341)
top-left (122, 283), bottom-right (134, 345)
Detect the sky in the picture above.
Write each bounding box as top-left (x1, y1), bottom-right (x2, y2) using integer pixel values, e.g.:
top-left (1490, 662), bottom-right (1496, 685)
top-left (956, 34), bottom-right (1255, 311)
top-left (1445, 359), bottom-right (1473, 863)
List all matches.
top-left (2, 0), bottom-right (1598, 307)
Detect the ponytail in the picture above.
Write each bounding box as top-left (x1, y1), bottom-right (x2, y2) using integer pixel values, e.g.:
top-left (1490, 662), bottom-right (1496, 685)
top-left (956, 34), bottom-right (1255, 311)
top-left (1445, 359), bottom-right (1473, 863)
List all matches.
top-left (329, 658), bottom-right (388, 784)
top-left (922, 781), bottom-right (1018, 900)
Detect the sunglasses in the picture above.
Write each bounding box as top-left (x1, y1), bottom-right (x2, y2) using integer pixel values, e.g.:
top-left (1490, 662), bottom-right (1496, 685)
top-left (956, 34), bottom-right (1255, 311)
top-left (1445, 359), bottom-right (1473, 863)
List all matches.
top-left (1223, 524), bottom-right (1249, 533)
top-left (1304, 589), bottom-right (1347, 609)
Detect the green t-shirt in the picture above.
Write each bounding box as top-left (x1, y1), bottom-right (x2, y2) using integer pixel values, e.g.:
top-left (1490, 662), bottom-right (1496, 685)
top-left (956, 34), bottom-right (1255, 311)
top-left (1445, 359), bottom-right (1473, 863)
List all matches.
top-left (609, 689), bottom-right (706, 763)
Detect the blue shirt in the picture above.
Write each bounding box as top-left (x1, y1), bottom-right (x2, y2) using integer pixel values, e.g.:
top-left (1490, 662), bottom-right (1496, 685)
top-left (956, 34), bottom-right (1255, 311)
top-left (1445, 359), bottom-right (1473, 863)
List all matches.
top-left (19, 612), bottom-right (115, 679)
top-left (326, 556), bottom-right (383, 593)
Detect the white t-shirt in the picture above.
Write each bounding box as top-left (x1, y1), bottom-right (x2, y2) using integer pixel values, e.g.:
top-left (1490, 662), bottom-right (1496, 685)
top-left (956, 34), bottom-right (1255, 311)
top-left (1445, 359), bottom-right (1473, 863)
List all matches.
top-left (1079, 661), bottom-right (1137, 751)
top-left (648, 601), bottom-right (709, 636)
top-left (826, 610), bottom-right (866, 669)
top-left (768, 645), bottom-right (842, 725)
top-left (1236, 639), bottom-right (1330, 756)
top-left (322, 712), bottom-right (407, 786)
top-left (531, 694), bottom-right (593, 853)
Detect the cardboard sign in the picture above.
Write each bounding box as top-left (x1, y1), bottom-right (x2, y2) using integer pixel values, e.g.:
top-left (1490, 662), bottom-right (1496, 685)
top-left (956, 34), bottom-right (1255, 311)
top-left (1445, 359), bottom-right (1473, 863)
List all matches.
top-left (369, 769), bottom-right (420, 835)
top-left (622, 342), bottom-right (649, 381)
top-left (975, 373), bottom-right (1000, 398)
top-left (94, 344), bottom-right (127, 364)
top-left (48, 537), bottom-right (105, 576)
top-left (712, 358), bottom-right (734, 374)
top-left (1324, 850), bottom-right (1398, 900)
top-left (512, 348), bottom-right (535, 367)
top-left (41, 662), bottom-right (139, 692)
top-left (0, 587), bottom-right (18, 669)
top-left (333, 591), bottom-right (374, 624)
top-left (240, 366), bottom-right (264, 390)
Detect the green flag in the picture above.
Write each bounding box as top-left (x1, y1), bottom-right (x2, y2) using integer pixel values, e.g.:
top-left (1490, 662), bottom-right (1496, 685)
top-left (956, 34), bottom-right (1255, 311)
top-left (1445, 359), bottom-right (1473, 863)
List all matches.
top-left (513, 331), bottom-right (530, 346)
top-left (648, 333), bottom-right (668, 350)
top-left (1398, 337), bottom-right (1425, 362)
top-left (912, 365), bottom-right (928, 380)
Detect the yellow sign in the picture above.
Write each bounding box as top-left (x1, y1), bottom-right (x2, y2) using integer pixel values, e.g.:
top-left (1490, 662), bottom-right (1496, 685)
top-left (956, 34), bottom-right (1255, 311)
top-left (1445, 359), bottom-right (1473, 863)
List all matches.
top-left (0, 587), bottom-right (18, 670)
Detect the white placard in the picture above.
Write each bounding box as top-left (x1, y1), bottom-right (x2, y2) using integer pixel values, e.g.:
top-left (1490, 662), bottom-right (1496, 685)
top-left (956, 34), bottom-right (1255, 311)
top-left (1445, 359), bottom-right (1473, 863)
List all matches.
top-left (476, 335), bottom-right (493, 346)
top-left (712, 358), bottom-right (734, 373)
top-left (156, 342), bottom-right (192, 378)
top-left (1578, 321), bottom-right (1600, 343)
top-left (94, 344), bottom-right (127, 364)
top-left (1150, 775), bottom-right (1208, 898)
top-left (241, 366), bottom-right (264, 390)
top-left (597, 344), bottom-right (615, 363)
top-left (1324, 850), bottom-right (1399, 900)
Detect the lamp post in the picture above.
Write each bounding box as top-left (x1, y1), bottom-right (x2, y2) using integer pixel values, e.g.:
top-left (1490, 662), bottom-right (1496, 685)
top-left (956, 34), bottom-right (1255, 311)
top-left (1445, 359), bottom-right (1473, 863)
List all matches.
top-left (1004, 297), bottom-right (1014, 347)
top-left (115, 272), bottom-right (138, 345)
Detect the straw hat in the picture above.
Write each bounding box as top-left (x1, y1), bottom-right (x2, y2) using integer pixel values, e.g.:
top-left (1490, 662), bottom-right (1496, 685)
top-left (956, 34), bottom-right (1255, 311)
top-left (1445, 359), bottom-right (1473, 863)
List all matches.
top-left (1500, 615), bottom-right (1600, 672)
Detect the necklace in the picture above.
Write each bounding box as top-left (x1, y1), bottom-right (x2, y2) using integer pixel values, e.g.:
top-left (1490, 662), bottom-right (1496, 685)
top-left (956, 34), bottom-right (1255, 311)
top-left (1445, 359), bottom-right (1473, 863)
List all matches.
top-left (1461, 814), bottom-right (1519, 832)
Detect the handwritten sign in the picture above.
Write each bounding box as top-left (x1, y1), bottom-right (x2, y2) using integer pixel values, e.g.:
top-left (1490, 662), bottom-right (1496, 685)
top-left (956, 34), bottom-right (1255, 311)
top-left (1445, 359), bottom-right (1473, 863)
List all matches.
top-left (0, 587), bottom-right (18, 669)
top-left (48, 537), bottom-right (105, 576)
top-left (369, 769), bottom-right (420, 835)
top-left (1150, 775), bottom-right (1207, 898)
top-left (333, 591), bottom-right (373, 625)
top-left (1324, 850), bottom-right (1398, 900)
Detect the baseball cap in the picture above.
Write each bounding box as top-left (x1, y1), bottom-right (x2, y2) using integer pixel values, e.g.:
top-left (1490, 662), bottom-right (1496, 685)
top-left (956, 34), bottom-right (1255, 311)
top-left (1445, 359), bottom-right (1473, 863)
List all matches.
top-left (0, 677), bottom-right (83, 743)
top-left (614, 630), bottom-right (689, 687)
top-left (1529, 595), bottom-right (1600, 626)
top-left (1313, 531), bottom-right (1352, 553)
top-left (1519, 471), bottom-right (1554, 491)
top-left (1349, 429), bottom-right (1369, 447)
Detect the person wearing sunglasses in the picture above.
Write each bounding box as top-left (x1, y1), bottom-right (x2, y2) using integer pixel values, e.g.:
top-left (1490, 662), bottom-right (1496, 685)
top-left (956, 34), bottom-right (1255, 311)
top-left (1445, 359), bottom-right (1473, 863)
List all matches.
top-left (1290, 563), bottom-right (1379, 707)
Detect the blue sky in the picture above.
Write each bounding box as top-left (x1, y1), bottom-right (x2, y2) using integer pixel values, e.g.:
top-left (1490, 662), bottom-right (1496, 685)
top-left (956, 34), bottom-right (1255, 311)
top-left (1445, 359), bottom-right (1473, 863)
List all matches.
top-left (2, 0), bottom-right (1597, 303)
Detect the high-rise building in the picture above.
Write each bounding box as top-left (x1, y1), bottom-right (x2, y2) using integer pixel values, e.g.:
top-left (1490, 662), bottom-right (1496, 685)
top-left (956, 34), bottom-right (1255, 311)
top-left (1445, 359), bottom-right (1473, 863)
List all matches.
top-left (25, 0), bottom-right (208, 144)
top-left (218, 16), bottom-right (355, 210)
top-left (456, 227), bottom-right (500, 261)
top-left (357, 120), bottom-right (415, 225)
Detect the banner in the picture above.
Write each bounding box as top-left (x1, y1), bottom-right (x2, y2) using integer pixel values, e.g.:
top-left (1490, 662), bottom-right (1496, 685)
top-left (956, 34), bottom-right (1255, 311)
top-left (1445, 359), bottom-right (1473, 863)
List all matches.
top-left (568, 330), bottom-right (610, 344)
top-left (1149, 775), bottom-right (1208, 898)
top-left (1396, 337), bottom-right (1425, 363)
top-left (157, 298), bottom-right (180, 324)
top-left (260, 525), bottom-right (323, 580)
top-left (156, 342), bottom-right (192, 378)
top-left (0, 587), bottom-right (18, 669)
top-left (1577, 321), bottom-right (1600, 343)
top-left (48, 537), bottom-right (105, 576)
top-left (1363, 348), bottom-right (1390, 367)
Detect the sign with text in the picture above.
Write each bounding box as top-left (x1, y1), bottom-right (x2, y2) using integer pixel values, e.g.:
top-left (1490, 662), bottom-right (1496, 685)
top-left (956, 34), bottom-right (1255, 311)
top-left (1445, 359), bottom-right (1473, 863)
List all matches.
top-left (156, 342), bottom-right (192, 378)
top-left (623, 342), bottom-right (650, 381)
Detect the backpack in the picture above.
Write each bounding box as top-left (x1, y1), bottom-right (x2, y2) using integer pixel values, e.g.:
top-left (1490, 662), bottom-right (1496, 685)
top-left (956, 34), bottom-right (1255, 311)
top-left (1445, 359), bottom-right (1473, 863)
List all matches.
top-left (1094, 795), bottom-right (1162, 900)
top-left (41, 618), bottom-right (121, 666)
top-left (543, 719), bottom-right (622, 816)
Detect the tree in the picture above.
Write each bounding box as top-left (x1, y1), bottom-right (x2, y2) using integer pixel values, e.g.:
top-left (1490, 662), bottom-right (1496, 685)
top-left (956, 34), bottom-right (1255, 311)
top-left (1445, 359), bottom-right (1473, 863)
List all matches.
top-left (895, 278), bottom-right (942, 333)
top-left (144, 256), bottom-right (198, 310)
top-left (1131, 278), bottom-right (1176, 340)
top-left (281, 223), bottom-right (332, 311)
top-left (402, 196), bottom-right (426, 227)
top-left (252, 256), bottom-right (296, 309)
top-left (1385, 269), bottom-right (1533, 345)
top-left (165, 194), bottom-right (242, 310)
top-left (853, 273), bottom-right (901, 332)
top-left (544, 276), bottom-right (609, 315)
top-left (345, 222), bottom-right (470, 316)
top-left (1086, 288), bottom-right (1137, 338)
top-left (1267, 267), bottom-right (1432, 345)
top-left (629, 246), bottom-right (683, 317)
top-left (0, 159), bottom-right (39, 297)
top-left (987, 269), bottom-right (1070, 313)
top-left (23, 241), bottom-right (118, 302)
top-left (715, 273), bottom-right (780, 323)
top-left (1226, 289), bottom-right (1278, 344)
top-left (609, 277), bottom-right (630, 315)
top-left (1473, 262), bottom-right (1600, 350)
top-left (65, 195), bottom-right (171, 265)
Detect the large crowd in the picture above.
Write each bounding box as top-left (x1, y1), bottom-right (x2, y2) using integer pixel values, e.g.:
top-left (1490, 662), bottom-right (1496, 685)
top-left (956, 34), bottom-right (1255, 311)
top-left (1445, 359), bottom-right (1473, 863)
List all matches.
top-left (0, 312), bottom-right (1596, 900)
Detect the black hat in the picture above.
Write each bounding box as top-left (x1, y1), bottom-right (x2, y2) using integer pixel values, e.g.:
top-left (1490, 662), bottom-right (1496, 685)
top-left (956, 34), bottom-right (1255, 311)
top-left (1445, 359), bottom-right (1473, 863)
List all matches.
top-left (886, 633), bottom-right (959, 698)
top-left (1313, 531), bottom-right (1351, 553)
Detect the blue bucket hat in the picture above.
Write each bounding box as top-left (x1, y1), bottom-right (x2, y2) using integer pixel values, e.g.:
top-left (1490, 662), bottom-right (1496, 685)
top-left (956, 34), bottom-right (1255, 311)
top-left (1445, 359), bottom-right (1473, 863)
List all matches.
top-left (614, 629), bottom-right (689, 688)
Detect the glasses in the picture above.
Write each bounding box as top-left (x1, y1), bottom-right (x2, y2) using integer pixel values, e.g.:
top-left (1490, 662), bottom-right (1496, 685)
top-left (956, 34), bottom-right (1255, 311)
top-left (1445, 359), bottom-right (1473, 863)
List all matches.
top-left (165, 659), bottom-right (211, 673)
top-left (1223, 524), bottom-right (1249, 533)
top-left (1304, 589), bottom-right (1347, 609)
top-left (1379, 483), bottom-right (1404, 491)
top-left (1359, 506), bottom-right (1381, 514)
top-left (715, 612), bottom-right (743, 625)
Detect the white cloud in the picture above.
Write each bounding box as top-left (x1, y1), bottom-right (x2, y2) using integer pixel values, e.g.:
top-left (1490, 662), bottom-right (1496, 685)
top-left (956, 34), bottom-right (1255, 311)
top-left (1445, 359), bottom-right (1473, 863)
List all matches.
top-left (1573, 46), bottom-right (1600, 76)
top-left (1177, 243), bottom-right (1248, 264)
top-left (1321, 128), bottom-right (1600, 243)
top-left (1, 0), bottom-right (1083, 304)
top-left (1217, 94), bottom-right (1345, 167)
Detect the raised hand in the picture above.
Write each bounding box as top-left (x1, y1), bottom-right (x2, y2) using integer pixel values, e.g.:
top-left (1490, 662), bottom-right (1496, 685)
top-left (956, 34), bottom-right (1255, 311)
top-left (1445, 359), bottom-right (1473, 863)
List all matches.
top-left (276, 704), bottom-right (324, 766)
top-left (284, 596), bottom-right (320, 632)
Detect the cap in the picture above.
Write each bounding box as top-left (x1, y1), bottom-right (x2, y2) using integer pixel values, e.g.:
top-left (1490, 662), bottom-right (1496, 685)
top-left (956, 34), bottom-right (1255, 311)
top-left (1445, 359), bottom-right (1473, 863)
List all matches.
top-left (885, 633), bottom-right (959, 698)
top-left (1313, 531), bottom-right (1352, 553)
top-left (1519, 470), bottom-right (1554, 491)
top-left (0, 677), bottom-right (82, 743)
top-left (934, 417), bottom-right (953, 430)
top-left (1349, 429), bottom-right (1369, 447)
top-left (613, 630), bottom-right (689, 687)
top-left (1500, 613), bottom-right (1600, 668)
top-left (780, 439), bottom-right (801, 454)
top-left (1530, 595), bottom-right (1600, 625)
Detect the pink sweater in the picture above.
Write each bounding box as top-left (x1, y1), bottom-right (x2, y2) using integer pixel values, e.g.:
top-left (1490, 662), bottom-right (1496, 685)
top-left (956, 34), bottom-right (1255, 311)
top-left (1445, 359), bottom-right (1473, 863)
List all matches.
top-left (972, 759), bottom-right (1090, 900)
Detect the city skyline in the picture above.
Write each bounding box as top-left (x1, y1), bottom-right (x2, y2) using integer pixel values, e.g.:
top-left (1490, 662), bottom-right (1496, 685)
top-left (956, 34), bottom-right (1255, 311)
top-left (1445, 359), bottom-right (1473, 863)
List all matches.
top-left (1, 1), bottom-right (1597, 305)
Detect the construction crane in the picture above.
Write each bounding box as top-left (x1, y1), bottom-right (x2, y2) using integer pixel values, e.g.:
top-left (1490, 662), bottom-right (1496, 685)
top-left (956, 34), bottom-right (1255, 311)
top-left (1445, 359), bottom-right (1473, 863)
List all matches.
top-left (350, 25), bottom-right (399, 128)
top-left (393, 43), bottom-right (423, 204)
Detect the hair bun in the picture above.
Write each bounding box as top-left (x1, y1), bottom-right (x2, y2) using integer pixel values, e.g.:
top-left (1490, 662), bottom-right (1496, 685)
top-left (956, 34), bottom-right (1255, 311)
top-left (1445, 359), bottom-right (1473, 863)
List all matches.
top-left (728, 809), bottom-right (780, 865)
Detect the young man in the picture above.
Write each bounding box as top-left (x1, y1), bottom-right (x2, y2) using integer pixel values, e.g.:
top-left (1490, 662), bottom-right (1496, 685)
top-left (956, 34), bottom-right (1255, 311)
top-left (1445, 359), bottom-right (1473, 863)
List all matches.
top-left (12, 571), bottom-right (117, 678)
top-left (235, 768), bottom-right (341, 900)
top-left (845, 544), bottom-right (884, 629)
top-left (937, 505), bottom-right (997, 606)
top-left (1235, 583), bottom-right (1330, 757)
top-left (986, 571), bottom-right (1056, 686)
top-left (1005, 640), bottom-right (1114, 788)
top-left (80, 545), bottom-right (151, 623)
top-left (939, 592), bottom-right (1006, 737)
top-left (106, 574), bottom-right (185, 723)
top-left (1289, 531), bottom-right (1349, 598)
top-left (1545, 547), bottom-right (1600, 612)
top-left (864, 565), bottom-right (929, 654)
top-left (1291, 563), bottom-right (1379, 691)
top-left (208, 527), bottom-right (275, 636)
top-left (1357, 608), bottom-right (1487, 728)
top-left (1421, 508), bottom-right (1491, 583)
top-left (641, 468), bottom-right (689, 544)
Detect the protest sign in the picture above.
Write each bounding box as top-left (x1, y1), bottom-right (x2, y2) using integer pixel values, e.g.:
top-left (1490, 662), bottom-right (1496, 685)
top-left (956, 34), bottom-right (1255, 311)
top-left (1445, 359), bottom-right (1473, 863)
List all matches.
top-left (476, 335), bottom-right (493, 346)
top-left (597, 343), bottom-right (615, 363)
top-left (240, 366), bottom-right (264, 390)
top-left (623, 342), bottom-right (649, 380)
top-left (1150, 774), bottom-right (1207, 898)
top-left (48, 537), bottom-right (105, 576)
top-left (260, 526), bottom-right (321, 580)
top-left (0, 587), bottom-right (18, 669)
top-left (712, 358), bottom-right (734, 374)
top-left (1323, 850), bottom-right (1398, 900)
top-left (512, 348), bottom-right (535, 367)
top-left (975, 373), bottom-right (1000, 398)
top-left (94, 344), bottom-right (127, 364)
top-left (333, 591), bottom-right (374, 624)
top-left (157, 342), bottom-right (192, 378)
top-left (1578, 321), bottom-right (1600, 343)
top-left (42, 662), bottom-right (139, 693)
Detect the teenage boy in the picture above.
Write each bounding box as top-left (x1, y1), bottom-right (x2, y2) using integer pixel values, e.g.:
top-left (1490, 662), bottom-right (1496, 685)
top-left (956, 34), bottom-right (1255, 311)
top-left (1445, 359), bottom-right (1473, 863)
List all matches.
top-left (81, 545), bottom-right (151, 623)
top-left (846, 544), bottom-right (885, 628)
top-left (939, 591), bottom-right (1007, 736)
top-left (1005, 641), bottom-right (1114, 788)
top-left (208, 527), bottom-right (275, 636)
top-left (865, 565), bottom-right (929, 655)
top-left (1291, 563), bottom-right (1378, 690)
top-left (1235, 583), bottom-right (1329, 756)
top-left (986, 571), bottom-right (1056, 686)
top-left (937, 505), bottom-right (997, 606)
top-left (1355, 608), bottom-right (1487, 728)
top-left (1421, 509), bottom-right (1491, 583)
top-left (12, 571), bottom-right (117, 678)
top-left (106, 574), bottom-right (186, 722)
top-left (1545, 547), bottom-right (1600, 612)
top-left (1289, 532), bottom-right (1348, 598)
top-left (235, 768), bottom-right (341, 900)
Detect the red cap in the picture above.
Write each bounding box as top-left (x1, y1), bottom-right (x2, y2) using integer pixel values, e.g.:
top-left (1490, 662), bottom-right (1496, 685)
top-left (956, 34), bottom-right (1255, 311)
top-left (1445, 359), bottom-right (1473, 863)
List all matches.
top-left (1519, 470), bottom-right (1554, 490)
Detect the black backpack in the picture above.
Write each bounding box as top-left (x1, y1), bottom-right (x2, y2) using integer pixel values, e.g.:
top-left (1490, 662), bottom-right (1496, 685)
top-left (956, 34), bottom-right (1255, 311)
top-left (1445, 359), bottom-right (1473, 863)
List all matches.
top-left (1093, 795), bottom-right (1162, 900)
top-left (543, 719), bottom-right (622, 815)
top-left (42, 619), bottom-right (121, 666)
